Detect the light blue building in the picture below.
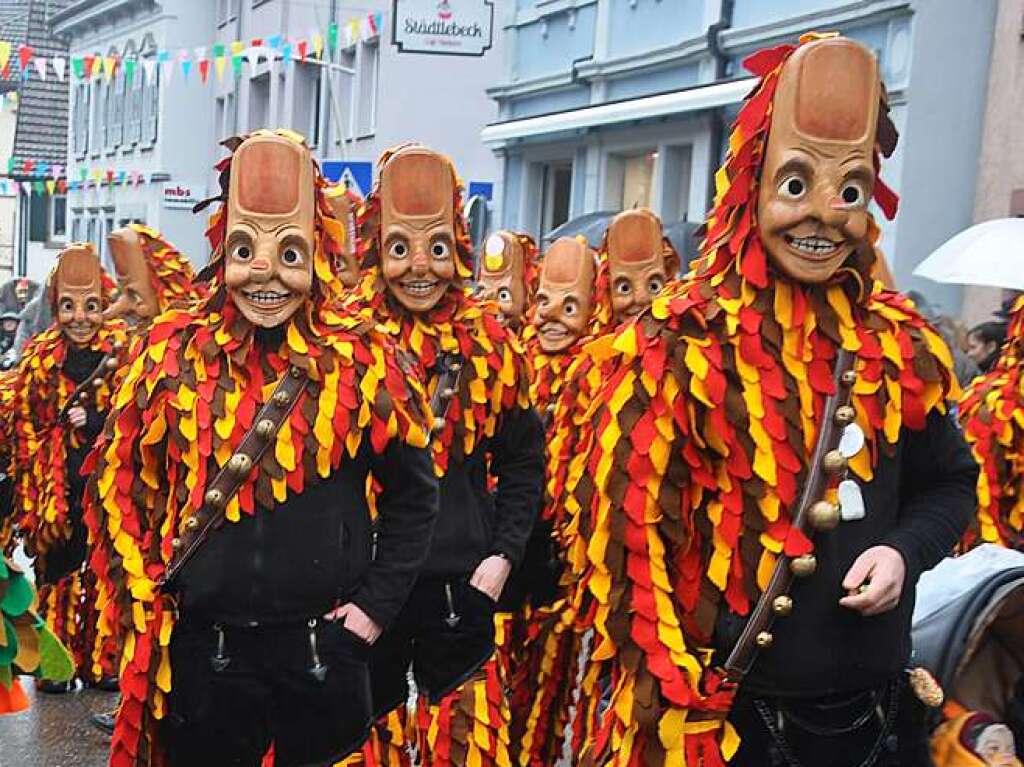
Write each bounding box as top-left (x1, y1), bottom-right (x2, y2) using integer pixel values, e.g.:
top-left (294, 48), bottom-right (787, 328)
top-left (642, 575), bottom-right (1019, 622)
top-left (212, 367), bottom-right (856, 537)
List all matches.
top-left (483, 0), bottom-right (998, 314)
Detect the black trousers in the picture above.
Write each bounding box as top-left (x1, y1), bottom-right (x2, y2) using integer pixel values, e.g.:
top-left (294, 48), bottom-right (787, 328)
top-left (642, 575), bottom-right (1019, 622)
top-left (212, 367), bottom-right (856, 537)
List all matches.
top-left (728, 676), bottom-right (933, 767)
top-left (164, 616), bottom-right (372, 767)
top-left (369, 575), bottom-right (496, 717)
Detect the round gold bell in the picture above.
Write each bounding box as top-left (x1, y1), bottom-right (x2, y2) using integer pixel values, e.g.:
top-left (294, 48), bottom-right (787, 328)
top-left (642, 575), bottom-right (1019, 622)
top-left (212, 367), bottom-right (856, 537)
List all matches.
top-left (808, 500), bottom-right (840, 531)
top-left (105, 357), bottom-right (119, 370)
top-left (772, 595), bottom-right (793, 616)
top-left (204, 488), bottom-right (225, 509)
top-left (840, 370), bottom-right (857, 387)
top-left (227, 453), bottom-right (253, 478)
top-left (790, 554), bottom-right (817, 577)
top-left (255, 418), bottom-right (275, 439)
top-left (822, 450), bottom-right (847, 475)
top-left (272, 390), bottom-right (291, 407)
top-left (184, 516), bottom-right (200, 531)
top-left (546, 403), bottom-right (556, 415)
top-left (171, 537), bottom-right (182, 550)
top-left (289, 366), bottom-right (302, 378)
top-left (112, 341), bottom-right (124, 352)
top-left (755, 631), bottom-right (774, 648)
top-left (432, 417), bottom-right (446, 432)
top-left (92, 377), bottom-right (104, 388)
top-left (833, 405), bottom-right (856, 427)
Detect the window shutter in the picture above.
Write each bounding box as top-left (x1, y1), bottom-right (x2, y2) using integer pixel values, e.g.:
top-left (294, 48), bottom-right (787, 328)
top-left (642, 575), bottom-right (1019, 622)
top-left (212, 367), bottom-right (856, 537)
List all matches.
top-left (142, 64), bottom-right (159, 145)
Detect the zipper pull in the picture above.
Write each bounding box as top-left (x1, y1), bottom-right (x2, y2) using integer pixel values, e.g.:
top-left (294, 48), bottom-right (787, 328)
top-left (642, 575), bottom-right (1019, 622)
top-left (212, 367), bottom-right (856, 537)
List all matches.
top-left (444, 582), bottom-right (461, 628)
top-left (307, 618), bottom-right (328, 682)
top-left (210, 623), bottom-right (231, 672)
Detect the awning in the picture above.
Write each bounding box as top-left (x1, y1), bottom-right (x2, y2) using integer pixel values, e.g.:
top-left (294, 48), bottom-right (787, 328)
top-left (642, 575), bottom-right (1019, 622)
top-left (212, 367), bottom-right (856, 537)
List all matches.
top-left (481, 77), bottom-right (755, 147)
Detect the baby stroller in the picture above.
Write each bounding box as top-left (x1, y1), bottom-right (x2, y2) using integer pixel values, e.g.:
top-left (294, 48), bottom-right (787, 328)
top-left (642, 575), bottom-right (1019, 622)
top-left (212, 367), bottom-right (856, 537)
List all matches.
top-left (912, 545), bottom-right (1024, 765)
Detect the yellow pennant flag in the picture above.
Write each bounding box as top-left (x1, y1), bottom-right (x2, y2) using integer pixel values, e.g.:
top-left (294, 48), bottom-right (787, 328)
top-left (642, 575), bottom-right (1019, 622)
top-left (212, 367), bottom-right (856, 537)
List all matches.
top-left (230, 40), bottom-right (244, 56)
top-left (45, 179), bottom-right (55, 195)
top-left (91, 55), bottom-right (102, 78)
top-left (0, 42), bottom-right (10, 73)
top-left (103, 55), bottom-right (116, 81)
top-left (91, 168), bottom-right (102, 184)
top-left (215, 56), bottom-right (226, 80)
top-left (312, 32), bottom-right (324, 58)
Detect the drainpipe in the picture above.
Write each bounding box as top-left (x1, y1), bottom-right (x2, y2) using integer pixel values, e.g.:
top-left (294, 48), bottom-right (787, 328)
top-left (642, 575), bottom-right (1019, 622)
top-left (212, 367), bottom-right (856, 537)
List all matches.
top-left (705, 0), bottom-right (734, 211)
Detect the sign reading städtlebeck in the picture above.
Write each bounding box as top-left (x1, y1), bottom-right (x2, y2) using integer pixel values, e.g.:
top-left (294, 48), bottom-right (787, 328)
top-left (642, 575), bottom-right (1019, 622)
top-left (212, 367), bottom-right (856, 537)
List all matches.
top-left (392, 0), bottom-right (494, 57)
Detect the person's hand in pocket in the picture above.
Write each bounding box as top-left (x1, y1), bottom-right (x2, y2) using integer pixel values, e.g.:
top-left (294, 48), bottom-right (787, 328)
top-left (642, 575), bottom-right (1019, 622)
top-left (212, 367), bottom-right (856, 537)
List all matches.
top-left (323, 603), bottom-right (381, 644)
top-left (469, 555), bottom-right (512, 602)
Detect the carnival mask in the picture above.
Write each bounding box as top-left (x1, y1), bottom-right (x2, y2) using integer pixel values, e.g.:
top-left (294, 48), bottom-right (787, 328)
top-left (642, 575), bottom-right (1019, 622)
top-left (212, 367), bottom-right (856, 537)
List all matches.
top-left (534, 237), bottom-right (595, 354)
top-left (478, 231), bottom-right (530, 328)
top-left (757, 38), bottom-right (880, 283)
top-left (326, 187), bottom-right (361, 289)
top-left (972, 722), bottom-right (1021, 767)
top-left (14, 279), bottom-right (29, 308)
top-left (53, 244), bottom-right (104, 347)
top-left (606, 208), bottom-right (676, 322)
top-left (106, 227), bottom-right (160, 322)
top-left (379, 147), bottom-right (457, 314)
top-left (224, 133), bottom-right (315, 328)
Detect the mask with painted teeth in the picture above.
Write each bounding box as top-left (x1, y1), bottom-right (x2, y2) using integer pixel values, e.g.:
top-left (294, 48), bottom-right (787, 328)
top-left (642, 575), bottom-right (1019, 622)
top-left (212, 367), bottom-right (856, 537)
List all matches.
top-left (533, 237), bottom-right (596, 354)
top-left (757, 37), bottom-right (882, 284)
top-left (378, 146), bottom-right (458, 315)
top-left (224, 133), bottom-right (315, 329)
top-left (52, 243), bottom-right (105, 348)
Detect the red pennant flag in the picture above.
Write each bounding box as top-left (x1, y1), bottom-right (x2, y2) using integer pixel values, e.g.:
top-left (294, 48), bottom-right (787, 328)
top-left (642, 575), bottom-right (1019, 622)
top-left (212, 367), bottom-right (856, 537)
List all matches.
top-left (297, 39), bottom-right (308, 60)
top-left (17, 45), bottom-right (32, 72)
top-left (23, 159), bottom-right (34, 173)
top-left (250, 38), bottom-right (263, 48)
top-left (198, 59), bottom-right (210, 84)
top-left (105, 169), bottom-right (114, 184)
top-left (56, 178), bottom-right (67, 194)
top-left (82, 54), bottom-right (95, 77)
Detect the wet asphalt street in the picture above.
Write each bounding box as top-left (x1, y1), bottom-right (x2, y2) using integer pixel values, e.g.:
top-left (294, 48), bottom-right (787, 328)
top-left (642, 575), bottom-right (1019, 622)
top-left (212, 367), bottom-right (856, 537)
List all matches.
top-left (0, 680), bottom-right (115, 767)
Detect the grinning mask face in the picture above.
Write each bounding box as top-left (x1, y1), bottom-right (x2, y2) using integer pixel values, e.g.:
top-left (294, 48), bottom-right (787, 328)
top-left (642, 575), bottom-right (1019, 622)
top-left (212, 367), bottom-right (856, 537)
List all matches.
top-left (606, 208), bottom-right (676, 322)
top-left (54, 244), bottom-right (104, 347)
top-left (326, 187), bottom-right (361, 289)
top-left (477, 231), bottom-right (530, 328)
top-left (379, 147), bottom-right (457, 314)
top-left (757, 38), bottom-right (881, 284)
top-left (106, 227), bottom-right (160, 322)
top-left (224, 134), bottom-right (315, 328)
top-left (533, 237), bottom-right (595, 354)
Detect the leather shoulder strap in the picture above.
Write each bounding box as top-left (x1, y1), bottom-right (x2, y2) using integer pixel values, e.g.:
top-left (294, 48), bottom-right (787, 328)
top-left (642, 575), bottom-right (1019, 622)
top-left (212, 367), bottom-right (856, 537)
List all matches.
top-left (161, 365), bottom-right (307, 591)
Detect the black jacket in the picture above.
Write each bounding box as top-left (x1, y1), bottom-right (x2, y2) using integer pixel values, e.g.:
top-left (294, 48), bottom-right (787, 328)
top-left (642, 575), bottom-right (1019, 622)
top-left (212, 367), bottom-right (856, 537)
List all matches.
top-left (716, 408), bottom-right (977, 696)
top-left (177, 436), bottom-right (439, 631)
top-left (423, 404), bottom-right (545, 578)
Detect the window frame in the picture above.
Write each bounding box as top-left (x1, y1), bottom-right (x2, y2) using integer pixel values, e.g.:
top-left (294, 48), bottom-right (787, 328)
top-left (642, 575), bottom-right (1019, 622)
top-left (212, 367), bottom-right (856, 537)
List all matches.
top-left (355, 39), bottom-right (379, 139)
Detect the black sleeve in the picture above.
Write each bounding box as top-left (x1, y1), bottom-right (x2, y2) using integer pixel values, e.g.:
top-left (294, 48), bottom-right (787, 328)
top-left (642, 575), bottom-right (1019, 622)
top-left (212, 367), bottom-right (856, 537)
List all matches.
top-left (351, 440), bottom-right (439, 630)
top-left (83, 402), bottom-right (106, 442)
top-left (883, 408), bottom-right (978, 578)
top-left (488, 405), bottom-right (545, 567)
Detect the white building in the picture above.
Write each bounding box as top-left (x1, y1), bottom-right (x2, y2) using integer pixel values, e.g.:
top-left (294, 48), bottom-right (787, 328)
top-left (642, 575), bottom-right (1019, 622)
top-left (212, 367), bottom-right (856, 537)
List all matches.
top-left (53, 0), bottom-right (506, 271)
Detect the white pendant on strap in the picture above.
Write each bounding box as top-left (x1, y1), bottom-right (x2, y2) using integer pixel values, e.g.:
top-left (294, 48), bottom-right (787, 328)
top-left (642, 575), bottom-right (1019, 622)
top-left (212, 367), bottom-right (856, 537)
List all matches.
top-left (838, 423), bottom-right (865, 458)
top-left (838, 479), bottom-right (866, 521)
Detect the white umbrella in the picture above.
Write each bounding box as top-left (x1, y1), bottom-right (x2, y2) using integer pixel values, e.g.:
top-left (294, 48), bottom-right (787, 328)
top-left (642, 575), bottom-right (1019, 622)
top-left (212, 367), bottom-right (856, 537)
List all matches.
top-left (913, 217), bottom-right (1024, 291)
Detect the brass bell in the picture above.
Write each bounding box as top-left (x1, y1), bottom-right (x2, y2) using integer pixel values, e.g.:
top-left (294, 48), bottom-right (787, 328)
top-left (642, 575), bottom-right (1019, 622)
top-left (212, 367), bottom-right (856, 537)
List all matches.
top-left (92, 377), bottom-right (104, 388)
top-left (833, 405), bottom-right (856, 427)
top-left (289, 366), bottom-right (302, 378)
top-left (227, 453), bottom-right (253, 478)
top-left (272, 390), bottom-right (291, 407)
top-left (449, 362), bottom-right (462, 372)
top-left (790, 554), bottom-right (817, 577)
top-left (755, 631), bottom-right (774, 648)
top-left (205, 488), bottom-right (225, 509)
top-left (432, 417), bottom-right (446, 432)
top-left (546, 403), bottom-right (556, 415)
top-left (255, 418), bottom-right (275, 439)
top-left (184, 516), bottom-right (200, 531)
top-left (840, 370), bottom-right (857, 387)
top-left (171, 537), bottom-right (182, 550)
top-left (105, 357), bottom-right (119, 370)
top-left (772, 595), bottom-right (793, 616)
top-left (822, 450), bottom-right (847, 475)
top-left (808, 501), bottom-right (840, 531)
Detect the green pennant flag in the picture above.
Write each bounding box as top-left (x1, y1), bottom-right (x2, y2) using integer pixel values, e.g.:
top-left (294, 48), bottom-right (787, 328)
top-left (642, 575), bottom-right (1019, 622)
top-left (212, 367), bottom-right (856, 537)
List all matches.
top-left (328, 22), bottom-right (338, 53)
top-left (213, 42), bottom-right (225, 58)
top-left (5, 158), bottom-right (12, 174)
top-left (231, 53), bottom-right (242, 76)
top-left (72, 56), bottom-right (84, 79)
top-left (33, 180), bottom-right (43, 194)
top-left (78, 167), bottom-right (87, 182)
top-left (124, 58), bottom-right (135, 87)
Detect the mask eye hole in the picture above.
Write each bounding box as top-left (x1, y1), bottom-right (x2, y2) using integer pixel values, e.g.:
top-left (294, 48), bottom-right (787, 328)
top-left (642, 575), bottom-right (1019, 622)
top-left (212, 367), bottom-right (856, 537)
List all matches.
top-left (839, 181), bottom-right (866, 208)
top-left (231, 244), bottom-right (252, 261)
top-left (563, 300), bottom-right (578, 317)
top-left (497, 287), bottom-right (512, 303)
top-left (778, 175), bottom-right (807, 200)
top-left (86, 299), bottom-right (100, 313)
top-left (281, 247), bottom-right (303, 266)
top-left (388, 241), bottom-right (408, 259)
top-left (614, 278), bottom-right (632, 296)
top-left (60, 298), bottom-right (73, 313)
top-left (431, 240), bottom-right (450, 259)
top-left (648, 277), bottom-right (664, 294)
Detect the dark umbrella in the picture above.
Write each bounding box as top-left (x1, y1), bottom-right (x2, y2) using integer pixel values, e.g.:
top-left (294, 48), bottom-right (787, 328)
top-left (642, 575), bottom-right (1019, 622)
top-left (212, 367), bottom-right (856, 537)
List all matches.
top-left (663, 220), bottom-right (702, 269)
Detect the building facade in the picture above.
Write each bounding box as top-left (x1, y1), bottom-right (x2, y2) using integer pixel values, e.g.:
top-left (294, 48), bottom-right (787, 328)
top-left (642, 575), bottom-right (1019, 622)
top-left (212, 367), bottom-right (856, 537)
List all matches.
top-left (485, 0), bottom-right (999, 317)
top-left (53, 0), bottom-right (505, 272)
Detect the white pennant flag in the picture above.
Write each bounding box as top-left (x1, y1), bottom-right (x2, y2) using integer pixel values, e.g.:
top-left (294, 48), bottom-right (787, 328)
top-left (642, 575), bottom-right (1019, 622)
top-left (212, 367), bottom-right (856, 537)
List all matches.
top-left (51, 56), bottom-right (65, 81)
top-left (142, 59), bottom-right (157, 84)
top-left (34, 57), bottom-right (47, 80)
top-left (266, 47), bottom-right (277, 77)
top-left (21, 182), bottom-right (32, 195)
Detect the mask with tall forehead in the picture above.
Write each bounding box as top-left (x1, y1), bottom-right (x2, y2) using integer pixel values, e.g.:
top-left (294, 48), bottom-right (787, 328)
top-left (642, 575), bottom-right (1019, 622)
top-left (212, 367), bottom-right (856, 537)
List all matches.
top-left (106, 227), bottom-right (160, 322)
top-left (478, 231), bottom-right (529, 328)
top-left (225, 133), bottom-right (315, 328)
top-left (757, 38), bottom-right (881, 284)
top-left (379, 147), bottom-right (457, 314)
top-left (606, 208), bottom-right (674, 322)
top-left (53, 244), bottom-right (104, 347)
top-left (533, 237), bottom-right (595, 353)
top-left (326, 187), bottom-right (360, 289)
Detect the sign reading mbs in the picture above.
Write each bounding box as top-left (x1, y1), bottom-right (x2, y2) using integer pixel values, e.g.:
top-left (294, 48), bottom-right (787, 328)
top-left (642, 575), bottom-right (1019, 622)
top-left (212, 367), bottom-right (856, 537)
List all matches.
top-left (393, 0), bottom-right (494, 57)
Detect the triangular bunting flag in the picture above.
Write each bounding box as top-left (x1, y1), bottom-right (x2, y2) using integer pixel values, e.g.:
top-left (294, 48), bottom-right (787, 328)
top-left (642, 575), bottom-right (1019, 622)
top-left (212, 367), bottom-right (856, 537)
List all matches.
top-left (103, 55), bottom-right (116, 81)
top-left (142, 59), bottom-right (157, 84)
top-left (21, 182), bottom-right (32, 195)
top-left (52, 56), bottom-right (65, 81)
top-left (91, 55), bottom-right (103, 78)
top-left (72, 56), bottom-right (84, 79)
top-left (180, 48), bottom-right (192, 79)
top-left (34, 56), bottom-right (46, 81)
top-left (18, 45), bottom-right (32, 73)
top-left (161, 58), bottom-right (174, 84)
top-left (297, 39), bottom-right (309, 60)
top-left (311, 30), bottom-right (323, 58)
top-left (328, 22), bottom-right (338, 54)
top-left (78, 167), bottom-right (87, 182)
top-left (124, 58), bottom-right (135, 87)
top-left (199, 58), bottom-right (210, 84)
top-left (52, 164), bottom-right (63, 179)
top-left (45, 179), bottom-right (56, 195)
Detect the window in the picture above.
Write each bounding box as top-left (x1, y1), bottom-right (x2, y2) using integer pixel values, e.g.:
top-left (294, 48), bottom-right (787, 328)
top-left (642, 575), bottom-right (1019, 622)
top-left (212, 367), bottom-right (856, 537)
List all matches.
top-left (141, 57), bottom-right (159, 146)
top-left (540, 162), bottom-right (572, 238)
top-left (333, 49), bottom-right (356, 144)
top-left (28, 196), bottom-right (47, 243)
top-left (51, 196), bottom-right (67, 239)
top-left (355, 40), bottom-right (379, 137)
top-left (90, 78), bottom-right (106, 156)
top-left (217, 0), bottom-right (238, 26)
top-left (126, 57), bottom-right (143, 145)
top-left (293, 63), bottom-right (321, 147)
top-left (70, 216), bottom-right (82, 242)
top-left (249, 73), bottom-right (270, 130)
top-left (73, 82), bottom-right (90, 157)
top-left (660, 145), bottom-right (692, 222)
top-left (108, 53), bottom-right (126, 150)
top-left (27, 196), bottom-right (66, 243)
top-left (605, 150), bottom-right (656, 210)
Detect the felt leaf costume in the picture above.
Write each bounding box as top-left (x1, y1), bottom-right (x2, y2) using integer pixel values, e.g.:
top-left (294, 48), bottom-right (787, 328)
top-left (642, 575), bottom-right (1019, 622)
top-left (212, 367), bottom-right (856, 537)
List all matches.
top-left (959, 294), bottom-right (1024, 550)
top-left (84, 131), bottom-right (432, 767)
top-left (551, 35), bottom-right (958, 767)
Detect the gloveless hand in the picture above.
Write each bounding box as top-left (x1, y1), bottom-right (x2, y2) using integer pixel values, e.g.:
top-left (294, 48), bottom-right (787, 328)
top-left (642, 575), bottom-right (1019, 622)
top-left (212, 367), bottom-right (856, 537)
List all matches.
top-left (67, 406), bottom-right (87, 429)
top-left (469, 555), bottom-right (512, 602)
top-left (323, 602), bottom-right (382, 644)
top-left (839, 545), bottom-right (906, 616)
